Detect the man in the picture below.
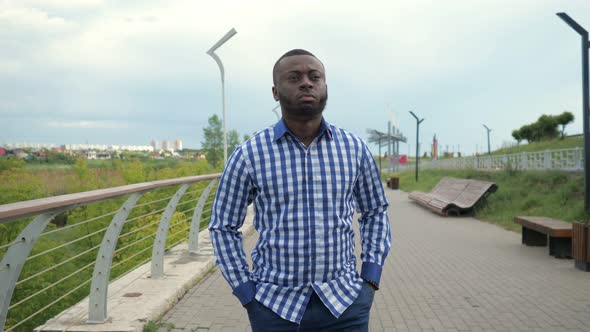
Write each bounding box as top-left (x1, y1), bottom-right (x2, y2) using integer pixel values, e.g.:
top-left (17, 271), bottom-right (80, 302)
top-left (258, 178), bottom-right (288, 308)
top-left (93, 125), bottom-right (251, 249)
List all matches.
top-left (209, 49), bottom-right (391, 331)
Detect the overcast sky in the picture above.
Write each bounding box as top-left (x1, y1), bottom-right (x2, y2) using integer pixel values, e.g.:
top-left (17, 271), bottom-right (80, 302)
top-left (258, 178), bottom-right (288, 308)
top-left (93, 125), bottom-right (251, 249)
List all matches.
top-left (1, 0), bottom-right (589, 155)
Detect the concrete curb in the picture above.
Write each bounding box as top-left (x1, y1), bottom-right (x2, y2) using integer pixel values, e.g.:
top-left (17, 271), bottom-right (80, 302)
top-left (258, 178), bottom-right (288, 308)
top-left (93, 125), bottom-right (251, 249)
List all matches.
top-left (35, 207), bottom-right (255, 332)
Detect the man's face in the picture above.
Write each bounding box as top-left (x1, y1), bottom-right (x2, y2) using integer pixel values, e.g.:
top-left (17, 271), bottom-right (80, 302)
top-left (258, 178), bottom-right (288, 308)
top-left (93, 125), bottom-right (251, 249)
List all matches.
top-left (272, 55), bottom-right (328, 119)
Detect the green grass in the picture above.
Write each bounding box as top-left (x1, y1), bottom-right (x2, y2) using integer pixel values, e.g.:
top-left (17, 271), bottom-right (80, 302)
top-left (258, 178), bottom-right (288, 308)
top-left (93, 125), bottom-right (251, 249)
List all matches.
top-left (492, 135), bottom-right (583, 156)
top-left (383, 168), bottom-right (589, 232)
top-left (25, 164), bottom-right (74, 171)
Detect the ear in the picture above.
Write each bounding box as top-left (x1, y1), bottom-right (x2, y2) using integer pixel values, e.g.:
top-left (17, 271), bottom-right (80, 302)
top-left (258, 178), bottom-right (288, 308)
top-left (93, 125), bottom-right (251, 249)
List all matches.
top-left (272, 86), bottom-right (279, 101)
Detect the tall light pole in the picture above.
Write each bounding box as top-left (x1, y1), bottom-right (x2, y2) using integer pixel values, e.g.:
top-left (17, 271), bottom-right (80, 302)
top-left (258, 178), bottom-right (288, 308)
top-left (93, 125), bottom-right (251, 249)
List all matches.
top-left (409, 111), bottom-right (424, 182)
top-left (557, 12), bottom-right (590, 213)
top-left (207, 28), bottom-right (237, 164)
top-left (272, 104), bottom-right (280, 120)
top-left (483, 124), bottom-right (492, 155)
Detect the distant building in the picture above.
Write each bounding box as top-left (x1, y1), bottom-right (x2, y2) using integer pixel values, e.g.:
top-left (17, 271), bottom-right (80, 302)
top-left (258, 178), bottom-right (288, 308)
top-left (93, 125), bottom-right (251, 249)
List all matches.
top-left (150, 139), bottom-right (157, 151)
top-left (161, 140), bottom-right (170, 151)
top-left (96, 153), bottom-right (111, 159)
top-left (15, 150), bottom-right (28, 159)
top-left (174, 139), bottom-right (183, 151)
top-left (63, 144), bottom-right (152, 152)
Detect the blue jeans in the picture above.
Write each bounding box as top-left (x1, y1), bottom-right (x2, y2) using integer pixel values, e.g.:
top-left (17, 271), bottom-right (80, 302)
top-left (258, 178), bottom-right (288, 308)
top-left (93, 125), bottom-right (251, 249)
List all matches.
top-left (246, 282), bottom-right (374, 332)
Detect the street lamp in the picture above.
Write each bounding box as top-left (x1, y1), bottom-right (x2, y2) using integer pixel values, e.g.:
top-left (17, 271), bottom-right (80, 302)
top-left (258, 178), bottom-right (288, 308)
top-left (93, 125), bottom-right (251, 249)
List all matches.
top-left (557, 12), bottom-right (590, 213)
top-left (207, 28), bottom-right (237, 164)
top-left (272, 104), bottom-right (280, 120)
top-left (483, 124), bottom-right (492, 155)
top-left (409, 111), bottom-right (424, 182)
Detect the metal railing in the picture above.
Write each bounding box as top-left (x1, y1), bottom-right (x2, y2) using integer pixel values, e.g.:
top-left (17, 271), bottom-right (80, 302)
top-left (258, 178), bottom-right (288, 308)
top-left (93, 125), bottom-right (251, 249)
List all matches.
top-left (0, 173), bottom-right (220, 332)
top-left (394, 147), bottom-right (584, 172)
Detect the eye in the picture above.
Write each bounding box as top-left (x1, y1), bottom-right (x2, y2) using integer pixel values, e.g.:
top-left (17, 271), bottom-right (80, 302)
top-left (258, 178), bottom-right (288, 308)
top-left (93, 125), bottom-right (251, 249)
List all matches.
top-left (311, 74), bottom-right (321, 81)
top-left (287, 75), bottom-right (299, 82)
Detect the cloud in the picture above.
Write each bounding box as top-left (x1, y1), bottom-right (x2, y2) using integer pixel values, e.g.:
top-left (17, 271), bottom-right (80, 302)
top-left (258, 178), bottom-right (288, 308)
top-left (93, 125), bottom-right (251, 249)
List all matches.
top-left (9, 0), bottom-right (103, 9)
top-left (47, 120), bottom-right (130, 129)
top-left (0, 6), bottom-right (74, 31)
top-left (0, 59), bottom-right (23, 74)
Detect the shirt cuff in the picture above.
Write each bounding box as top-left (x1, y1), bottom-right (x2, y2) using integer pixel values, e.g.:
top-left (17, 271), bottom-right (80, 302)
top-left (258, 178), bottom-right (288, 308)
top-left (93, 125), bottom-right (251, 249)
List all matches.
top-left (232, 280), bottom-right (257, 306)
top-left (361, 261), bottom-right (383, 288)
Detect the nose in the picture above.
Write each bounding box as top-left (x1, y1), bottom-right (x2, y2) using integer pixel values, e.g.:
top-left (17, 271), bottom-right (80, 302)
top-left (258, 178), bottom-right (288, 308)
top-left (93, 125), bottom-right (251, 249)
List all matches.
top-left (299, 76), bottom-right (313, 90)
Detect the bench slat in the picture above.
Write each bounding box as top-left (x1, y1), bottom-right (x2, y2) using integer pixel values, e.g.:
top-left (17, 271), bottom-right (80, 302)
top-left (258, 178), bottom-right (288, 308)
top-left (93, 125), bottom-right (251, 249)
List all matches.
top-left (514, 216), bottom-right (572, 238)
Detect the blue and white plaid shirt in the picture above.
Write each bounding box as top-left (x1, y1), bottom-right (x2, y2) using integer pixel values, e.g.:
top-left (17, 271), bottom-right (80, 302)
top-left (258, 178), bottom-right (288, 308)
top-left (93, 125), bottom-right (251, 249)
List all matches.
top-left (209, 118), bottom-right (391, 323)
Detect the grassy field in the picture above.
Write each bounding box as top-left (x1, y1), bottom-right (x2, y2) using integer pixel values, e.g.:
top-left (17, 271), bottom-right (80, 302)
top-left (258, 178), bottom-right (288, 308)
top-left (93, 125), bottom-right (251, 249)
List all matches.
top-left (491, 135), bottom-right (583, 155)
top-left (383, 168), bottom-right (588, 232)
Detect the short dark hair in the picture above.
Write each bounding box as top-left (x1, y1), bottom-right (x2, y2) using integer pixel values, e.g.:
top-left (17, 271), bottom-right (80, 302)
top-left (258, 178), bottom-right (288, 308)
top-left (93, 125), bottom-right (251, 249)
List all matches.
top-left (272, 49), bottom-right (322, 85)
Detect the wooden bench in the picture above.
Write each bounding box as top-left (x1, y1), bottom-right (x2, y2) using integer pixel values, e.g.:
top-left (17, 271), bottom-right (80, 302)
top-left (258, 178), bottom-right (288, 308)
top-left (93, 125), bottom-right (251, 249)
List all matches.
top-left (514, 216), bottom-right (572, 259)
top-left (408, 177), bottom-right (498, 216)
top-left (386, 177), bottom-right (399, 189)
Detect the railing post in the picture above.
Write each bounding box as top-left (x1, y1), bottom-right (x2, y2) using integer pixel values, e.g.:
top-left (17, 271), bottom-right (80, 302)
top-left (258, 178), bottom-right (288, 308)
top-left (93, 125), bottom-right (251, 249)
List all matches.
top-left (150, 184), bottom-right (190, 279)
top-left (544, 150), bottom-right (552, 169)
top-left (87, 193), bottom-right (143, 324)
top-left (521, 152), bottom-right (527, 170)
top-left (0, 211), bottom-right (62, 332)
top-left (188, 180), bottom-right (217, 254)
top-left (577, 147), bottom-right (584, 171)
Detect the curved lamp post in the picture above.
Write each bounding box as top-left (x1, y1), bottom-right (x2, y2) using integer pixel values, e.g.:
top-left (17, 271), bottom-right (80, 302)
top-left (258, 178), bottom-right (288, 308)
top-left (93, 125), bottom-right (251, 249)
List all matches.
top-left (557, 12), bottom-right (589, 212)
top-left (483, 124), bottom-right (492, 155)
top-left (409, 111), bottom-right (424, 182)
top-left (207, 28), bottom-right (237, 164)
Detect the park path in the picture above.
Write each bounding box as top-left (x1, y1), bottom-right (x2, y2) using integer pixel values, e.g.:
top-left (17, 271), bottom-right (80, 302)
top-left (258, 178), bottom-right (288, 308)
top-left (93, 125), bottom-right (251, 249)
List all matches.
top-left (160, 189), bottom-right (590, 332)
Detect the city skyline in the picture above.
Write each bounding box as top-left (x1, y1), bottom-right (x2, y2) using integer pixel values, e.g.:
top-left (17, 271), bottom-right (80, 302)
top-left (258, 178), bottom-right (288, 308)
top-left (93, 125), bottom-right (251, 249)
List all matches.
top-left (2, 138), bottom-right (184, 151)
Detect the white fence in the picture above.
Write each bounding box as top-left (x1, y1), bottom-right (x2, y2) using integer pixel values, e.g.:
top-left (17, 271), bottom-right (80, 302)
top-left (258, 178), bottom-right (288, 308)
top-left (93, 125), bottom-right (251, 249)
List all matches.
top-left (396, 147), bottom-right (584, 172)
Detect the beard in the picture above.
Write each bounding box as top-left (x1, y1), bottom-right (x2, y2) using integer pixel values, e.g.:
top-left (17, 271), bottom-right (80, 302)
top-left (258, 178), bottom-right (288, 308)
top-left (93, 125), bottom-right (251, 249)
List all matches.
top-left (278, 90), bottom-right (328, 119)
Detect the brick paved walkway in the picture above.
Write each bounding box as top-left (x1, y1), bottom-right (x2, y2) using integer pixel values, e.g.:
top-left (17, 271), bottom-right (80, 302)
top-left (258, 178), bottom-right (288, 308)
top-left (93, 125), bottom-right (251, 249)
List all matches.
top-left (161, 190), bottom-right (590, 332)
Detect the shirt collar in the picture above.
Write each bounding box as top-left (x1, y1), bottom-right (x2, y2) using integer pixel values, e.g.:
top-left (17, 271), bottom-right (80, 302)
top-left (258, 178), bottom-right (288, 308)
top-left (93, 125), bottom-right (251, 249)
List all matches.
top-left (273, 117), bottom-right (333, 142)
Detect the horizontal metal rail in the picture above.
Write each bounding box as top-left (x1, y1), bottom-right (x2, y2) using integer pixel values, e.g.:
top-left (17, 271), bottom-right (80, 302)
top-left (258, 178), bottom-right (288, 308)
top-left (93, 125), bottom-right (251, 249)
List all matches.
top-left (5, 278), bottom-right (92, 332)
top-left (114, 230), bottom-right (158, 255)
top-left (9, 260), bottom-right (95, 310)
top-left (177, 197), bottom-right (201, 207)
top-left (17, 244), bottom-right (100, 285)
top-left (184, 187), bottom-right (207, 195)
top-left (166, 233), bottom-right (191, 251)
top-left (0, 240), bottom-right (23, 251)
top-left (118, 219), bottom-right (161, 240)
top-left (0, 174), bottom-right (221, 223)
top-left (133, 194), bottom-right (176, 209)
top-left (123, 207), bottom-right (167, 224)
top-left (111, 243), bottom-right (155, 270)
top-left (27, 226), bottom-right (108, 261)
top-left (41, 210), bottom-right (119, 237)
top-left (167, 225), bottom-right (191, 240)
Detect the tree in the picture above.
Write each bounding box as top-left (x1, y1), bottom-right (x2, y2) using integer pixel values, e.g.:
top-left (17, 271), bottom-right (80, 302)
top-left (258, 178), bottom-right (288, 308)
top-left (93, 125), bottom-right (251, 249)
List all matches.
top-left (556, 111), bottom-right (575, 139)
top-left (74, 158), bottom-right (89, 189)
top-left (512, 113), bottom-right (565, 143)
top-left (202, 115), bottom-right (223, 168)
top-left (517, 124), bottom-right (533, 143)
top-left (512, 129), bottom-right (522, 145)
top-left (122, 160), bottom-right (144, 184)
top-left (228, 129), bottom-right (241, 155)
top-left (536, 115), bottom-right (559, 140)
